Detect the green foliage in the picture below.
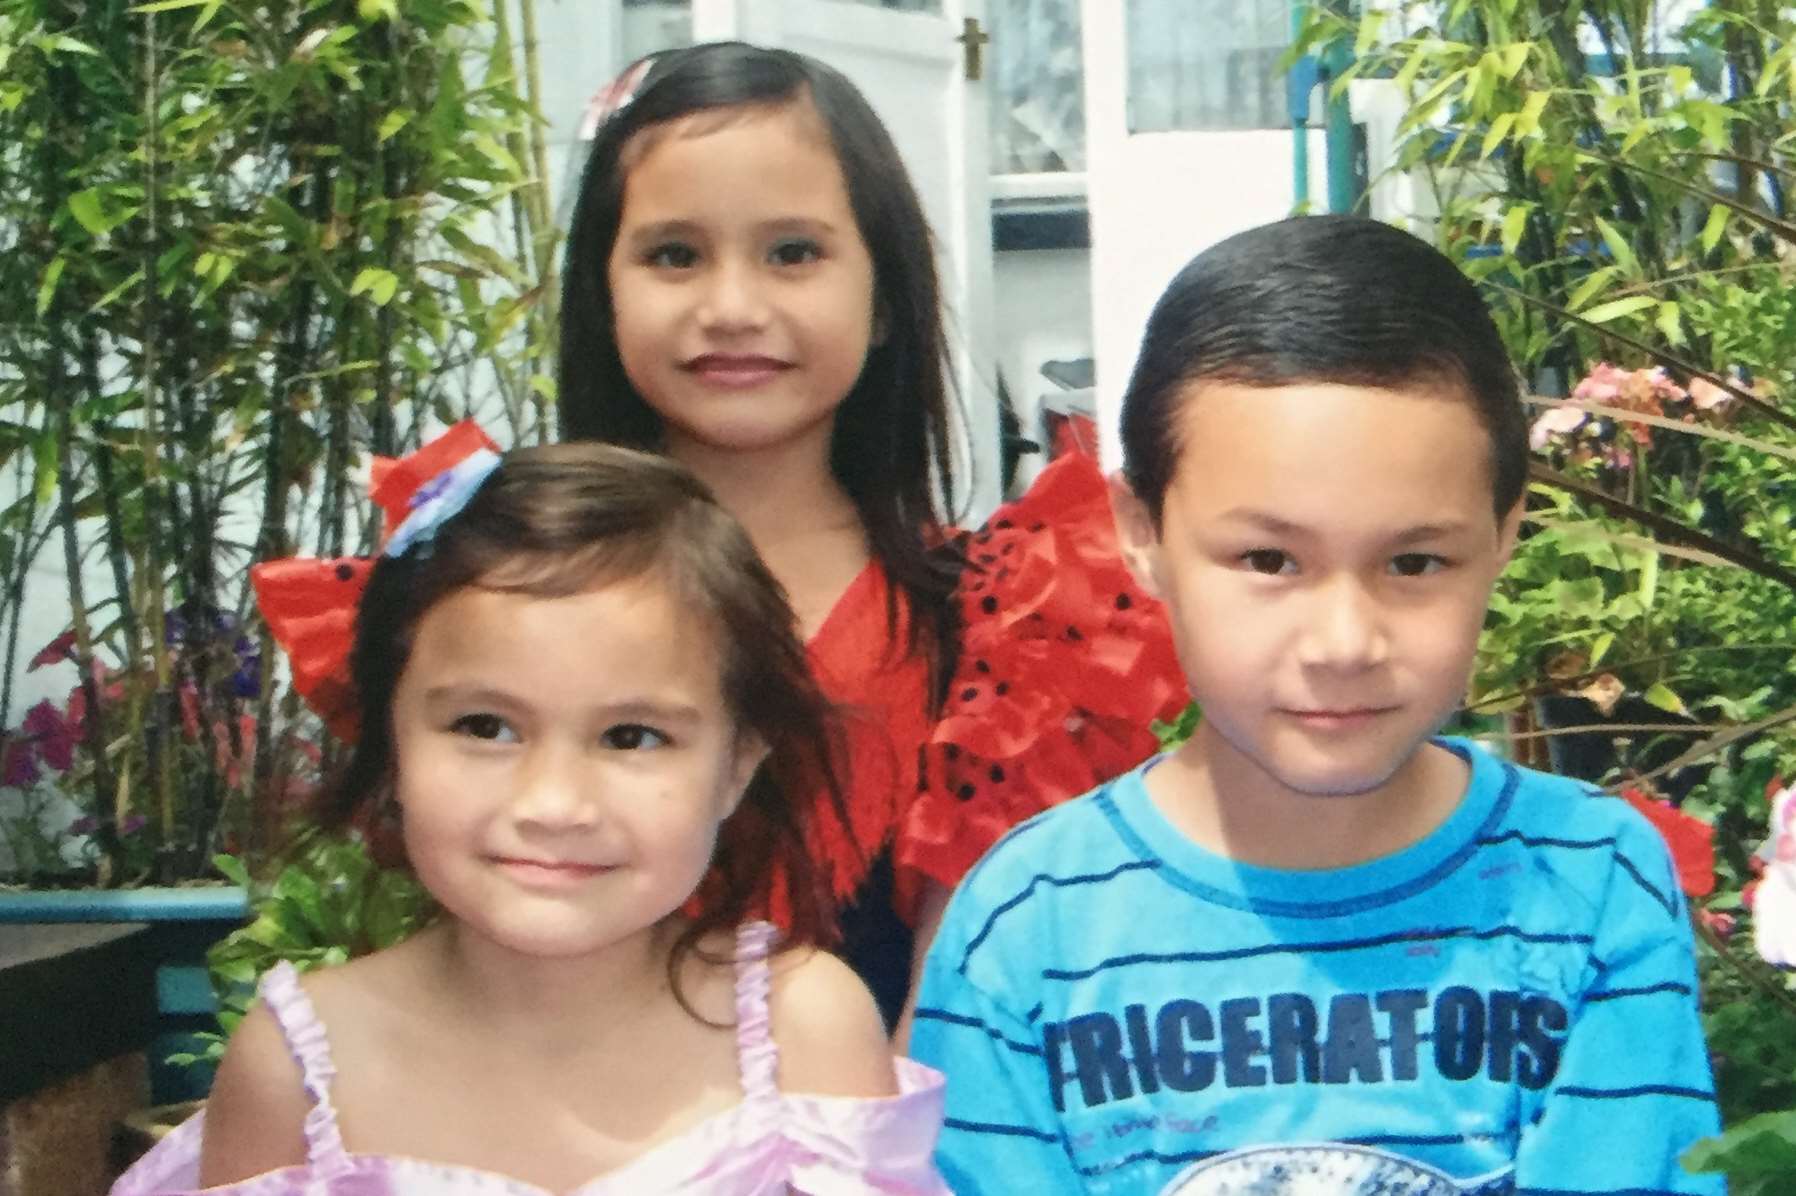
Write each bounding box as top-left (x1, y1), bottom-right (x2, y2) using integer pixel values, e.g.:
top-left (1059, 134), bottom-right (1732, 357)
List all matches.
top-left (0, 0), bottom-right (558, 884)
top-left (1298, 1), bottom-right (1796, 1182)
top-left (193, 837), bottom-right (430, 1061)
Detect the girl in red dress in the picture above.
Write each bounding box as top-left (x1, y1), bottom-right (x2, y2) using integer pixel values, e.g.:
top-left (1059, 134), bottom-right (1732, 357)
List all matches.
top-left (559, 41), bottom-right (1186, 1027)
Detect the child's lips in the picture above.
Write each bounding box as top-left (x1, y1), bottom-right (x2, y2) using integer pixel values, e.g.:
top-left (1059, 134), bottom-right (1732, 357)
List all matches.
top-left (491, 856), bottom-right (613, 887)
top-left (683, 353), bottom-right (792, 388)
top-left (1282, 707), bottom-right (1399, 731)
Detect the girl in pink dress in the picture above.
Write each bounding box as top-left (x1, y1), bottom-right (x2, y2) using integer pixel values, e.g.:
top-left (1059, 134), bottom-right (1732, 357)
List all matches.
top-left (113, 427), bottom-right (949, 1195)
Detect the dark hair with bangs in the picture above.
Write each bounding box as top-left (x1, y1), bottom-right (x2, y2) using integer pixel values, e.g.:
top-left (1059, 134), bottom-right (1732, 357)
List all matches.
top-left (558, 41), bottom-right (960, 678)
top-left (323, 442), bottom-right (849, 996)
top-left (1120, 214), bottom-right (1528, 527)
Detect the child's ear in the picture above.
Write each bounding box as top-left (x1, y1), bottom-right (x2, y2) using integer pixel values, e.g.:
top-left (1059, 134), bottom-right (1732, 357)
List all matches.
top-left (1107, 471), bottom-right (1166, 601)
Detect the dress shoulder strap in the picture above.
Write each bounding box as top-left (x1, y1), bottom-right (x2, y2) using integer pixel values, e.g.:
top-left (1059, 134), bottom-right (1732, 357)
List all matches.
top-left (256, 962), bottom-right (354, 1176)
top-left (731, 921), bottom-right (782, 1106)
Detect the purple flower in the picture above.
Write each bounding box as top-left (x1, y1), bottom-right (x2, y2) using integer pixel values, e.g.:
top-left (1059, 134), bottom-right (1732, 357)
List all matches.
top-left (120, 814), bottom-right (148, 835)
top-left (68, 815), bottom-right (98, 835)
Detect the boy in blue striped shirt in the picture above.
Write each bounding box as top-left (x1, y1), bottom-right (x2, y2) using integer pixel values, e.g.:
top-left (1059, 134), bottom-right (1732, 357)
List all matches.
top-left (909, 216), bottom-right (1723, 1195)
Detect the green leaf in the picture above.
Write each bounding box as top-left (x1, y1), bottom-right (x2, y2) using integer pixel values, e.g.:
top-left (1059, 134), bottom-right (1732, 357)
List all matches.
top-left (377, 109), bottom-right (413, 143)
top-left (41, 34), bottom-right (99, 55)
top-left (69, 189), bottom-right (130, 237)
top-left (1480, 112), bottom-right (1517, 161)
top-left (1499, 42), bottom-right (1530, 80)
top-left (1638, 549), bottom-right (1659, 610)
top-left (1566, 265), bottom-right (1620, 313)
top-left (31, 429), bottom-right (58, 507)
top-left (1593, 216), bottom-right (1639, 277)
top-left (1654, 300), bottom-right (1683, 347)
top-left (1515, 90), bottom-right (1549, 137)
top-left (1643, 682), bottom-right (1685, 716)
top-left (471, 133), bottom-right (520, 175)
top-left (1699, 203), bottom-right (1729, 255)
top-left (1589, 631), bottom-right (1614, 667)
top-left (1501, 204), bottom-right (1532, 256)
top-left (213, 853), bottom-right (250, 887)
top-left (36, 256), bottom-right (66, 318)
top-left (349, 267), bottom-right (399, 305)
top-left (86, 268), bottom-right (143, 314)
top-left (129, 0), bottom-right (211, 11)
top-left (357, 0), bottom-right (398, 21)
top-left (1579, 295), bottom-right (1658, 324)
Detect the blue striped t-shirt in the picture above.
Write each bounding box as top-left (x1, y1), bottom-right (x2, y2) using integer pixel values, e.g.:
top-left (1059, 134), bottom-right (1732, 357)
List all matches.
top-left (910, 738), bottom-right (1724, 1195)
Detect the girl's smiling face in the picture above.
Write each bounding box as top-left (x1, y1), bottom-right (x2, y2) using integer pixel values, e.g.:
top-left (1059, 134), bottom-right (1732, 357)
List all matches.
top-left (605, 99), bottom-right (878, 464)
top-left (389, 572), bottom-right (764, 961)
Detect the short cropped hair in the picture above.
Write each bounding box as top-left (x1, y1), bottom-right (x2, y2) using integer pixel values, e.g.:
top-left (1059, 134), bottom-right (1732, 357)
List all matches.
top-left (1119, 215), bottom-right (1528, 526)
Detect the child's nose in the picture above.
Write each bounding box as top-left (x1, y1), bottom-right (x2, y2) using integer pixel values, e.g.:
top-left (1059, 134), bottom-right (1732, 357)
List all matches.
top-left (1297, 577), bottom-right (1390, 670)
top-left (696, 258), bottom-right (769, 331)
top-left (509, 745), bottom-right (600, 831)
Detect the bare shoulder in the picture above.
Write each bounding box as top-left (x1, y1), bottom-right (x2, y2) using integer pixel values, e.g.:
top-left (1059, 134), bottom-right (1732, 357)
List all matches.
top-left (198, 996), bottom-right (310, 1185)
top-left (766, 947), bottom-right (898, 1098)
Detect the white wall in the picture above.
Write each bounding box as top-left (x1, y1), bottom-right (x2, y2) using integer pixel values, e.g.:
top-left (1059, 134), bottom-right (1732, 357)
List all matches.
top-left (992, 247), bottom-right (1093, 492)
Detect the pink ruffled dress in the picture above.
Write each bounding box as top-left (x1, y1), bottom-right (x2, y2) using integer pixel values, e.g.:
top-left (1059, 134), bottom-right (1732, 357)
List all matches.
top-left (111, 923), bottom-right (950, 1195)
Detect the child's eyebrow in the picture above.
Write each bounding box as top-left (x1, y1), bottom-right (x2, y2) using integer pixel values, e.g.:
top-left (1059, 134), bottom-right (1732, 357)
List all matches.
top-left (419, 685), bottom-right (703, 724)
top-left (756, 216), bottom-right (843, 237)
top-left (1216, 509), bottom-right (1308, 535)
top-left (1216, 510), bottom-right (1475, 543)
top-left (617, 219), bottom-right (702, 242)
top-left (1391, 521), bottom-right (1475, 544)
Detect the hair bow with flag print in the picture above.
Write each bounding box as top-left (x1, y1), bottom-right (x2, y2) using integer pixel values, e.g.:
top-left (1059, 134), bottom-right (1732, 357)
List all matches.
top-left (249, 421), bottom-right (502, 742)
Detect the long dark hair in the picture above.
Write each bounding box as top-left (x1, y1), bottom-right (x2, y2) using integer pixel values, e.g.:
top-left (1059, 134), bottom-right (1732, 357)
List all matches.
top-left (323, 443), bottom-right (850, 992)
top-left (558, 41), bottom-right (960, 675)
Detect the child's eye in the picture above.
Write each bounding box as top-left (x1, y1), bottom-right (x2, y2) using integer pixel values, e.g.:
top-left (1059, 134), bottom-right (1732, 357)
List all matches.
top-left (1390, 553), bottom-right (1447, 577)
top-left (1241, 549), bottom-right (1295, 576)
top-left (644, 242), bottom-right (698, 269)
top-left (450, 713), bottom-right (518, 742)
top-left (603, 724), bottom-right (669, 751)
top-left (768, 238), bottom-right (822, 267)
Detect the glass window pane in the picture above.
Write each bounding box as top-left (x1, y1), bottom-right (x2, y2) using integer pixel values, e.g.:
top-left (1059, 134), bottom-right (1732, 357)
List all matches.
top-left (621, 0), bottom-right (691, 63)
top-left (989, 0), bottom-right (1085, 173)
top-left (828, 0), bottom-right (942, 11)
top-left (1127, 0), bottom-right (1290, 133)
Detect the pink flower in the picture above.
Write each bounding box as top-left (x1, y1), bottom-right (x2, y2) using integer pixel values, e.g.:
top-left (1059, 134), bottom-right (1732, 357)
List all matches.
top-left (1700, 909), bottom-right (1737, 941)
top-left (1530, 405), bottom-right (1588, 450)
top-left (22, 699), bottom-right (76, 772)
top-left (1, 737), bottom-right (38, 787)
top-left (1688, 377), bottom-right (1734, 412)
top-left (1573, 362), bottom-right (1627, 401)
top-left (29, 630), bottom-right (76, 671)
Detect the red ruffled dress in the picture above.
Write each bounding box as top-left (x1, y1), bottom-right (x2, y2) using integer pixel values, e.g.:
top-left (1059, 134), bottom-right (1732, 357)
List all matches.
top-left (800, 450), bottom-right (1187, 1014)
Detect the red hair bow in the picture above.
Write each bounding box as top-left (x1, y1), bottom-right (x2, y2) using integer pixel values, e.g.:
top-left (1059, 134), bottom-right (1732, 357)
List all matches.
top-left (250, 421), bottom-right (500, 742)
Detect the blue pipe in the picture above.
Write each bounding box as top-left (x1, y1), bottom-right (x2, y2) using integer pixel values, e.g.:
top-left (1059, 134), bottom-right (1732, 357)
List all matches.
top-left (0, 886), bottom-right (248, 923)
top-left (1288, 2), bottom-right (1357, 213)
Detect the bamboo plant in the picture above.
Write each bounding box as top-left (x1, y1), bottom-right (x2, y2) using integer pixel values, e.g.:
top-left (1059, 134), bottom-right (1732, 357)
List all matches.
top-left (0, 0), bottom-right (561, 886)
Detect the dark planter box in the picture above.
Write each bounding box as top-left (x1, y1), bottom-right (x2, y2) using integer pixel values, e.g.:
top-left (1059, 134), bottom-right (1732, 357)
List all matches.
top-left (0, 888), bottom-right (248, 1104)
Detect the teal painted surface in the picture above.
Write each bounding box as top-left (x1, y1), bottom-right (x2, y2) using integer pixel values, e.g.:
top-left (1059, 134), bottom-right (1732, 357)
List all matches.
top-left (0, 885), bottom-right (248, 923)
top-left (156, 963), bottom-right (218, 1015)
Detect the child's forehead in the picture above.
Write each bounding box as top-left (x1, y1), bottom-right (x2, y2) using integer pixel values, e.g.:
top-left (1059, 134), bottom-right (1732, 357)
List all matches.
top-left (1161, 378), bottom-right (1499, 522)
top-left (621, 93), bottom-right (831, 168)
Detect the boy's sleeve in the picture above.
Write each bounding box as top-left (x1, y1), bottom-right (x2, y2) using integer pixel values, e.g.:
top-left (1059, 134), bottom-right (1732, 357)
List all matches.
top-left (1514, 816), bottom-right (1725, 1194)
top-left (908, 915), bottom-right (1080, 1194)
